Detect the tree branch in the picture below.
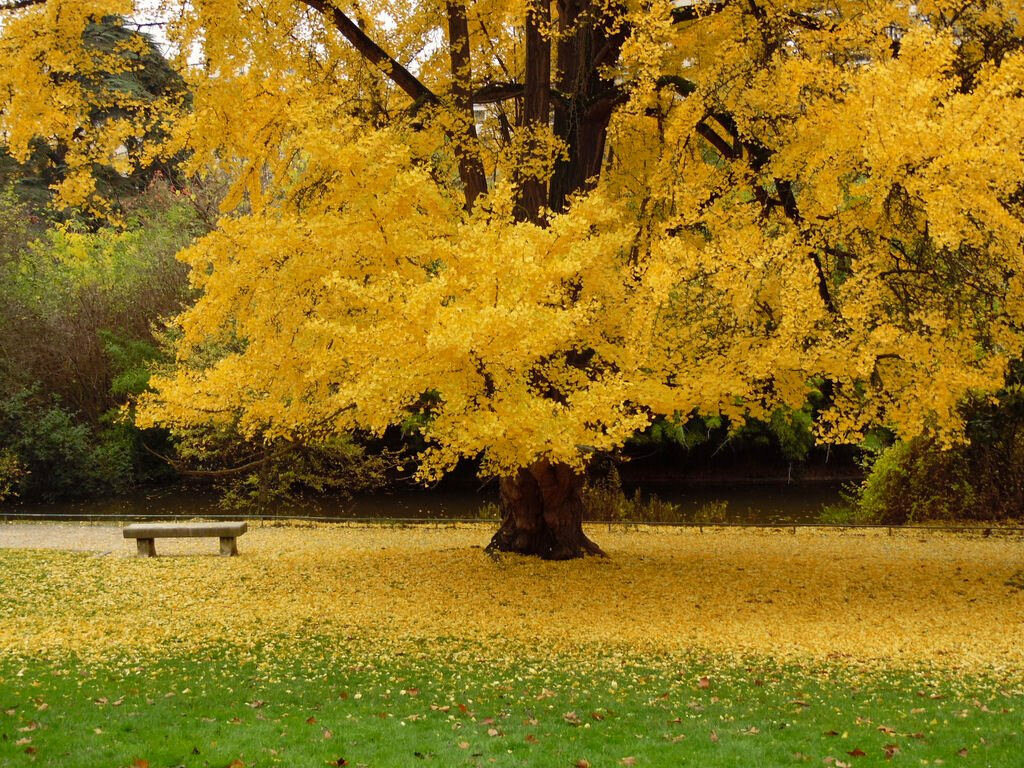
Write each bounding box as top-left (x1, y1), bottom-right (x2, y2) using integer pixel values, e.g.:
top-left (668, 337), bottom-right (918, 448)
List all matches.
top-left (670, 1), bottom-right (728, 24)
top-left (0, 0), bottom-right (46, 10)
top-left (670, 0), bottom-right (835, 32)
top-left (473, 81), bottom-right (524, 104)
top-left (656, 74), bottom-right (698, 98)
top-left (695, 121), bottom-right (740, 160)
top-left (298, 0), bottom-right (438, 106)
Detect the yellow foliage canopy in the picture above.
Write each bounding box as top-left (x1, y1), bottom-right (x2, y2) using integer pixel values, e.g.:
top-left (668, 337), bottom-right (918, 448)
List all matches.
top-left (2, 0), bottom-right (1023, 477)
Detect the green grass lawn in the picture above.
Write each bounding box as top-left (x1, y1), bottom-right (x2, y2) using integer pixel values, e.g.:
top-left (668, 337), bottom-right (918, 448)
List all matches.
top-left (1, 642), bottom-right (1020, 768)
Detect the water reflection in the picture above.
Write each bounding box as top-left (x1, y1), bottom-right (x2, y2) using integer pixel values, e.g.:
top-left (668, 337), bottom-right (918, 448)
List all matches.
top-left (2, 481), bottom-right (846, 524)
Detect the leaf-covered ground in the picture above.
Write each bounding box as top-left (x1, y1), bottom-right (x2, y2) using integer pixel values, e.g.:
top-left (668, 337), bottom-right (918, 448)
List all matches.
top-left (0, 523), bottom-right (1022, 766)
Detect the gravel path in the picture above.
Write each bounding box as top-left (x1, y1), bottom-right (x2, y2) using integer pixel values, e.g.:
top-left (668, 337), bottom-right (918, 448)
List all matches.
top-left (0, 523), bottom-right (133, 553)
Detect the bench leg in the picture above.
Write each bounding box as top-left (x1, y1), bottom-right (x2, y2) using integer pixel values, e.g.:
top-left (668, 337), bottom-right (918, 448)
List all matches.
top-left (136, 538), bottom-right (156, 557)
top-left (219, 536), bottom-right (238, 556)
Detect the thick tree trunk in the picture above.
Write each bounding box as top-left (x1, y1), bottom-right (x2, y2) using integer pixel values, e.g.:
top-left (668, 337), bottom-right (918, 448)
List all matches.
top-left (486, 459), bottom-right (606, 559)
top-left (445, 1), bottom-right (488, 211)
top-left (548, 0), bottom-right (626, 212)
top-left (515, 0), bottom-right (552, 222)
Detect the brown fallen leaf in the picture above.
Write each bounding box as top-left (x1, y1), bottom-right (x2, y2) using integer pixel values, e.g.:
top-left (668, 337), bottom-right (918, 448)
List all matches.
top-left (457, 741), bottom-right (469, 750)
top-left (848, 748), bottom-right (867, 757)
top-left (525, 734), bottom-right (539, 744)
top-left (306, 716), bottom-right (317, 725)
top-left (958, 748), bottom-right (969, 757)
top-left (322, 729), bottom-right (333, 739)
top-left (563, 711), bottom-right (581, 726)
top-left (575, 760), bottom-right (591, 768)
top-left (698, 676), bottom-right (710, 689)
top-left (709, 730), bottom-right (719, 743)
top-left (620, 757), bottom-right (637, 766)
top-left (227, 761), bottom-right (245, 768)
top-left (883, 744), bottom-right (900, 760)
top-left (130, 760), bottom-right (149, 768)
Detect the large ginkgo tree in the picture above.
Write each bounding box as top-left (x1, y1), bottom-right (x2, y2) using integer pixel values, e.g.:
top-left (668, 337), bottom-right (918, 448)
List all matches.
top-left (2, 0), bottom-right (1023, 557)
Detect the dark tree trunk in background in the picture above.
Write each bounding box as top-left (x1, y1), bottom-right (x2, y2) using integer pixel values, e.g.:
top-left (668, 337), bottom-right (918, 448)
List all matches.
top-left (487, 460), bottom-right (606, 559)
top-left (548, 0), bottom-right (626, 212)
top-left (446, 1), bottom-right (488, 210)
top-left (516, 0), bottom-right (552, 222)
top-left (515, 0), bottom-right (625, 219)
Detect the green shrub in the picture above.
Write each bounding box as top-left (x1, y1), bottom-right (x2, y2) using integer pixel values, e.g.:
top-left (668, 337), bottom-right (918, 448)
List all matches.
top-left (0, 181), bottom-right (205, 501)
top-left (0, 449), bottom-right (24, 502)
top-left (857, 440), bottom-right (974, 524)
top-left (818, 501), bottom-right (874, 526)
top-left (852, 367), bottom-right (1024, 525)
top-left (0, 389), bottom-right (134, 500)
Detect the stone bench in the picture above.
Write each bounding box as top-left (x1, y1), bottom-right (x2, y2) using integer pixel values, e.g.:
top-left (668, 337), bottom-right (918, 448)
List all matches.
top-left (123, 522), bottom-right (247, 557)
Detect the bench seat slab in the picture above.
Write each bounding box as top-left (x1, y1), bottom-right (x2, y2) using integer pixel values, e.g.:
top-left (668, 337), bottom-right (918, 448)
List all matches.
top-left (123, 522), bottom-right (247, 539)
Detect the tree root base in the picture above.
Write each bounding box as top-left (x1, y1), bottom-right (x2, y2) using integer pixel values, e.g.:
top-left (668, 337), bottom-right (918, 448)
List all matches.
top-left (486, 459), bottom-right (606, 561)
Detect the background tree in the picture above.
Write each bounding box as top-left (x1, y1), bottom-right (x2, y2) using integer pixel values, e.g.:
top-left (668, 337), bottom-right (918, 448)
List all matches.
top-left (3, 0), bottom-right (1023, 556)
top-left (0, 6), bottom-right (186, 218)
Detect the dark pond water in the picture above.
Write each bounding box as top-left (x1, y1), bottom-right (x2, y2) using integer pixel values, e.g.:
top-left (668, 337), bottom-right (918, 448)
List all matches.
top-left (1, 481), bottom-right (847, 525)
